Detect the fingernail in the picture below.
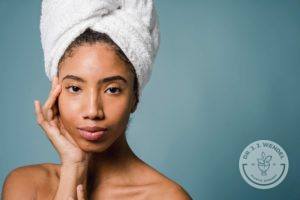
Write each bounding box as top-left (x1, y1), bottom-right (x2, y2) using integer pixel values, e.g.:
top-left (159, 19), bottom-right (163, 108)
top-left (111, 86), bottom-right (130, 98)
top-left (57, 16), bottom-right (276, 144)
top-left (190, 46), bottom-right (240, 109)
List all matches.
top-left (78, 184), bottom-right (83, 190)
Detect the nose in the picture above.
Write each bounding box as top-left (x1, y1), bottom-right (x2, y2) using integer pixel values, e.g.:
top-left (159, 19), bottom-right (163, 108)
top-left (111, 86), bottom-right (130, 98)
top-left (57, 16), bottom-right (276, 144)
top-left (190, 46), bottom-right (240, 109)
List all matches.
top-left (83, 89), bottom-right (104, 120)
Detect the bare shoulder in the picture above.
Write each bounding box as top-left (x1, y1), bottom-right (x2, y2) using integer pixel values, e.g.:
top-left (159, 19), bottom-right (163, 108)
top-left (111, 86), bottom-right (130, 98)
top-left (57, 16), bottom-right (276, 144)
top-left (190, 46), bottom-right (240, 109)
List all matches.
top-left (1, 163), bottom-right (59, 200)
top-left (153, 178), bottom-right (192, 200)
top-left (141, 164), bottom-right (192, 199)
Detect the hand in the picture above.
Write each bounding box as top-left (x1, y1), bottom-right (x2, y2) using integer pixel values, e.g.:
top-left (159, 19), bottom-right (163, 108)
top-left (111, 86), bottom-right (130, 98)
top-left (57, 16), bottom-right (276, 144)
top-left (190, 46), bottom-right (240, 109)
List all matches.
top-left (68, 184), bottom-right (86, 200)
top-left (34, 76), bottom-right (91, 165)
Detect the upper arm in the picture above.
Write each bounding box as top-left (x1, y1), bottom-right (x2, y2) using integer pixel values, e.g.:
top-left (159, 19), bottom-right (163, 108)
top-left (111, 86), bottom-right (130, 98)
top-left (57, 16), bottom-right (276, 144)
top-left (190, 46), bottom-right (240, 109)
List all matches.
top-left (1, 166), bottom-right (38, 200)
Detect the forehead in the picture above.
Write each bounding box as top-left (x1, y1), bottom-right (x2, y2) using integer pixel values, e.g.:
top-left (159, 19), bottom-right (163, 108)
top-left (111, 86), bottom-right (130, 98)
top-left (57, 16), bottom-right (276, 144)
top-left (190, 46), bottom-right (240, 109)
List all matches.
top-left (59, 43), bottom-right (132, 81)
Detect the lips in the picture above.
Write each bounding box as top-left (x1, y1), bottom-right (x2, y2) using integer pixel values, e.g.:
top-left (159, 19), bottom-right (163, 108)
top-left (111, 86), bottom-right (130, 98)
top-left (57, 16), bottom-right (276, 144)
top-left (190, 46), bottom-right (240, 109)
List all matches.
top-left (77, 126), bottom-right (108, 141)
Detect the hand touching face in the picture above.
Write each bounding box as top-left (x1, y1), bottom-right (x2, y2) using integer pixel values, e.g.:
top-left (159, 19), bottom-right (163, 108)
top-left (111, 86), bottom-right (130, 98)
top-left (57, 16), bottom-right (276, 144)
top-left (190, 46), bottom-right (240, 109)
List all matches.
top-left (34, 76), bottom-right (91, 164)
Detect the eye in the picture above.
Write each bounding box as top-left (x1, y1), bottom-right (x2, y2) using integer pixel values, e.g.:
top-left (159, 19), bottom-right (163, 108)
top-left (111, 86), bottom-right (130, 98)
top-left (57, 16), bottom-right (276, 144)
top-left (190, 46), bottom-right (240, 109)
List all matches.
top-left (105, 87), bottom-right (121, 94)
top-left (66, 85), bottom-right (81, 93)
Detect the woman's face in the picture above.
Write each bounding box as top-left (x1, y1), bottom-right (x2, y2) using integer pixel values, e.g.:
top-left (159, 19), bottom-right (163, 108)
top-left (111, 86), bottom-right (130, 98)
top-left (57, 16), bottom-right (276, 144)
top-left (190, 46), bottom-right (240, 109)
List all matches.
top-left (57, 43), bottom-right (136, 152)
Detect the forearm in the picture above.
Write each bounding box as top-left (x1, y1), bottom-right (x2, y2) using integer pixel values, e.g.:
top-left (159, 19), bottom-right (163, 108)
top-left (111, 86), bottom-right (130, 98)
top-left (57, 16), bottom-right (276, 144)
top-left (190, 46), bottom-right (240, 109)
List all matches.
top-left (53, 163), bottom-right (88, 200)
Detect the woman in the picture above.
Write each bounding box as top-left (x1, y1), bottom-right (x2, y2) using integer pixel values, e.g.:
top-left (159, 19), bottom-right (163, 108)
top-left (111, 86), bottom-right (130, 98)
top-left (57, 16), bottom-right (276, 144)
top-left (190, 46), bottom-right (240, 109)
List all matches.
top-left (2, 0), bottom-right (191, 200)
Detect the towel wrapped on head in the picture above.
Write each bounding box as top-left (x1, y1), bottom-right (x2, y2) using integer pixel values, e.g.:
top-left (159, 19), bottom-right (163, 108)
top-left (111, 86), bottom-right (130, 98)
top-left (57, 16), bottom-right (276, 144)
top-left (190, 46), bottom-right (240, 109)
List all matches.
top-left (40, 0), bottom-right (160, 95)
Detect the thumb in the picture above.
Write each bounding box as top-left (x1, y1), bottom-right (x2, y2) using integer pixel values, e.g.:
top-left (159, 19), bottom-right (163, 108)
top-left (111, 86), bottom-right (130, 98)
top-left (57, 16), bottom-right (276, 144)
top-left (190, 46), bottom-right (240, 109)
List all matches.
top-left (77, 184), bottom-right (85, 200)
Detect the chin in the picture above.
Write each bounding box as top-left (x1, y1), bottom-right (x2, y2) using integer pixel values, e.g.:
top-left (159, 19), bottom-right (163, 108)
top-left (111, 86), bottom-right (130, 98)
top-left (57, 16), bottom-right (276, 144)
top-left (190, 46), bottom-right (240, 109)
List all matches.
top-left (76, 139), bottom-right (111, 153)
top-left (78, 141), bottom-right (106, 152)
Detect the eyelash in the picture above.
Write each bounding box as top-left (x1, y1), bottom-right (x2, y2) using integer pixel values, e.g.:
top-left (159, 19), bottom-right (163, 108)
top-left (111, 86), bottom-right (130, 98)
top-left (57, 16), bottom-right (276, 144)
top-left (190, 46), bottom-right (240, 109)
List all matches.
top-left (65, 85), bottom-right (122, 94)
top-left (106, 87), bottom-right (122, 94)
top-left (66, 86), bottom-right (81, 93)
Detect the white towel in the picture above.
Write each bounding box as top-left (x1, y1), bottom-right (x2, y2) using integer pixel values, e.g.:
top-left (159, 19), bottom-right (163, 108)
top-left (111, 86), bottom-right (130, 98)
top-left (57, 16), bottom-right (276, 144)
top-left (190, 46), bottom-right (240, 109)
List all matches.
top-left (40, 0), bottom-right (160, 94)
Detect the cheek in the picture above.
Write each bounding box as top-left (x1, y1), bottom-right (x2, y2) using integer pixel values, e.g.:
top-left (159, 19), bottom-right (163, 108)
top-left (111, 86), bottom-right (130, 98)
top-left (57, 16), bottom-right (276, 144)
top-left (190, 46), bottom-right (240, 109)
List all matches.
top-left (103, 96), bottom-right (132, 126)
top-left (58, 93), bottom-right (80, 129)
top-left (103, 95), bottom-right (134, 133)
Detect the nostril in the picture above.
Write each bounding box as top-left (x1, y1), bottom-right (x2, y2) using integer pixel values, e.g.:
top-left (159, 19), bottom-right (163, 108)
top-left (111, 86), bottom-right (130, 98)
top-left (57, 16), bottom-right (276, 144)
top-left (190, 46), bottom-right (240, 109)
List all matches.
top-left (84, 108), bottom-right (104, 120)
top-left (84, 114), bottom-right (101, 121)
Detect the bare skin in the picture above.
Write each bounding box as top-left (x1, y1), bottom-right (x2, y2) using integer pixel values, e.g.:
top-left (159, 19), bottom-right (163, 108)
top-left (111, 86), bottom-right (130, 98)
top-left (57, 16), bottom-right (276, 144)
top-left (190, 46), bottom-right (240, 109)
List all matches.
top-left (1, 43), bottom-right (192, 200)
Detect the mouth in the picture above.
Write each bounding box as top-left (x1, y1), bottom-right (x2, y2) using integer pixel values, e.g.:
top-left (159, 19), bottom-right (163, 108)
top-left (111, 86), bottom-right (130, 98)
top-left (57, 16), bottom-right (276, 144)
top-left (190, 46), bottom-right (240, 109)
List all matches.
top-left (77, 126), bottom-right (108, 141)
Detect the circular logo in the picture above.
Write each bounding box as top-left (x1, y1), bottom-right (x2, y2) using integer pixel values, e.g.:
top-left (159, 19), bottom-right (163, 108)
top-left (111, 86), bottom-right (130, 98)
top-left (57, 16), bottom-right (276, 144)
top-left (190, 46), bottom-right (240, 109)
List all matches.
top-left (239, 140), bottom-right (289, 189)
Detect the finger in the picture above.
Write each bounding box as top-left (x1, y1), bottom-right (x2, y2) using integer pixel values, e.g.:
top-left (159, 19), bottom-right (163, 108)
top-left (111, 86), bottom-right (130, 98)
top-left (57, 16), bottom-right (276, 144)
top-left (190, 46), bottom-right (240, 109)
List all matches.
top-left (35, 100), bottom-right (58, 145)
top-left (47, 109), bottom-right (54, 122)
top-left (52, 100), bottom-right (59, 116)
top-left (48, 76), bottom-right (58, 103)
top-left (34, 100), bottom-right (46, 126)
top-left (35, 100), bottom-right (56, 136)
top-left (43, 76), bottom-right (60, 120)
top-left (36, 99), bottom-right (64, 136)
top-left (77, 184), bottom-right (85, 200)
top-left (48, 100), bottom-right (59, 122)
top-left (49, 118), bottom-right (58, 127)
top-left (52, 76), bottom-right (58, 89)
top-left (35, 100), bottom-right (65, 149)
top-left (43, 84), bottom-right (61, 119)
top-left (44, 83), bottom-right (61, 109)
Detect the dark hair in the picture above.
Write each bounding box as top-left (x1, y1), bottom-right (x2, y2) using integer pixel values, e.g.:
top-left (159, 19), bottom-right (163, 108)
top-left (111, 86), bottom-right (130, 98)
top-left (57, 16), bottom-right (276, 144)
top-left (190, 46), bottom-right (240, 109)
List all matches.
top-left (58, 28), bottom-right (139, 111)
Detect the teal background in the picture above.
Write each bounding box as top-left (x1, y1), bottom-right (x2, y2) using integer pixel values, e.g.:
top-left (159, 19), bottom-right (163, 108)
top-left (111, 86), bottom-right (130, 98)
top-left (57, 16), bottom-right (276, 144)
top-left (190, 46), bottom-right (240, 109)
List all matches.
top-left (1, 0), bottom-right (299, 199)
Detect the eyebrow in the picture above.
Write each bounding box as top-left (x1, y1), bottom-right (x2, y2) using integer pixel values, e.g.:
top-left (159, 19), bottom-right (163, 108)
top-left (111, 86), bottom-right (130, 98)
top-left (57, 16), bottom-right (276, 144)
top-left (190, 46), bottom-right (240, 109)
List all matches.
top-left (62, 74), bottom-right (128, 85)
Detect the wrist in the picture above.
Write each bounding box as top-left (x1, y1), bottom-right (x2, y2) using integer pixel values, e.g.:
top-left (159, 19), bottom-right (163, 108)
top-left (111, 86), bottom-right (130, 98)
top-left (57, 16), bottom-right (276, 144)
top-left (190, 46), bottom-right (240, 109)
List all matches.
top-left (54, 163), bottom-right (88, 200)
top-left (61, 161), bottom-right (88, 168)
top-left (61, 162), bottom-right (88, 177)
top-left (61, 153), bottom-right (92, 166)
top-left (60, 162), bottom-right (88, 186)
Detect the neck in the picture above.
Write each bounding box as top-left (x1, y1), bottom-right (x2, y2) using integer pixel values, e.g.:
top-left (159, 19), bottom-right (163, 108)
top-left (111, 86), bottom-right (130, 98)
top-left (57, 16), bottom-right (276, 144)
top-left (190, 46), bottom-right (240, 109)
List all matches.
top-left (86, 133), bottom-right (140, 192)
